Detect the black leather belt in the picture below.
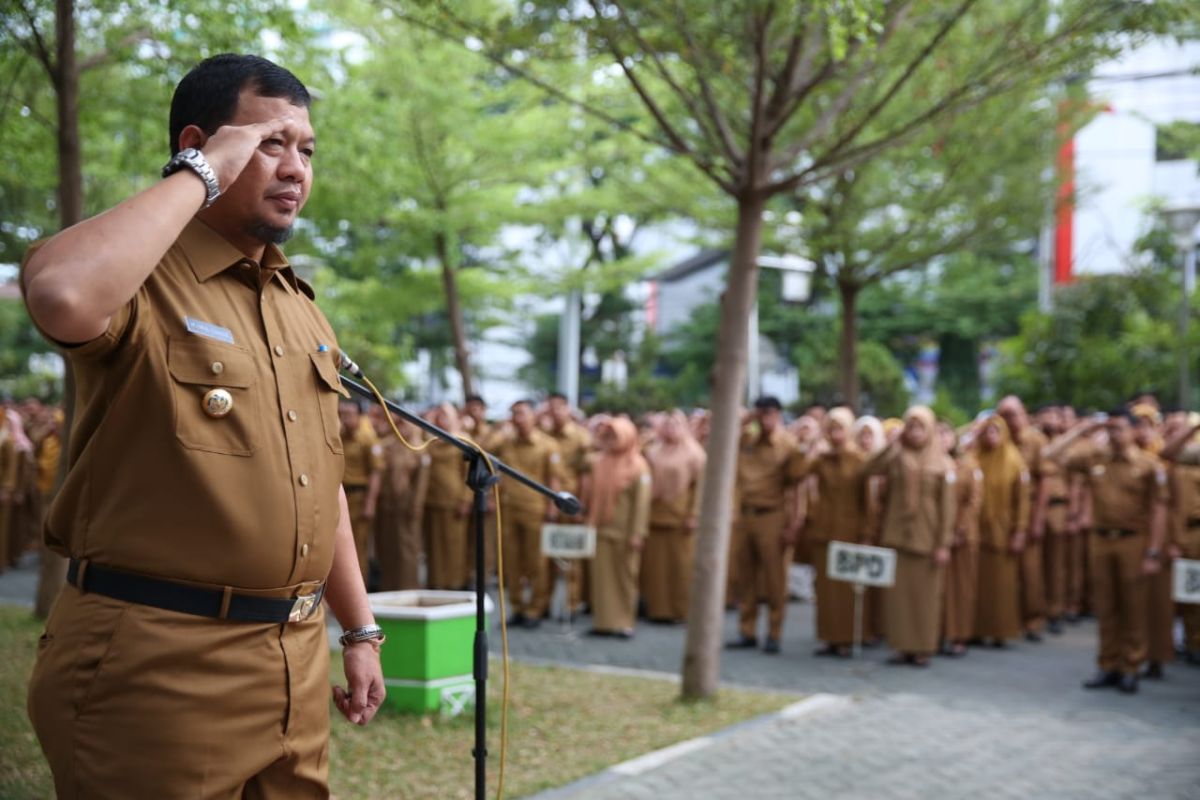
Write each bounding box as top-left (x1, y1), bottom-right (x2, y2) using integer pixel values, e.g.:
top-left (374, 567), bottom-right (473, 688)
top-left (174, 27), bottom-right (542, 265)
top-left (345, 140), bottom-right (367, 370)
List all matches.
top-left (67, 559), bottom-right (324, 623)
top-left (1187, 517), bottom-right (1200, 530)
top-left (1048, 497), bottom-right (1069, 507)
top-left (344, 485), bottom-right (368, 494)
top-left (741, 505), bottom-right (781, 516)
top-left (1094, 528), bottom-right (1138, 540)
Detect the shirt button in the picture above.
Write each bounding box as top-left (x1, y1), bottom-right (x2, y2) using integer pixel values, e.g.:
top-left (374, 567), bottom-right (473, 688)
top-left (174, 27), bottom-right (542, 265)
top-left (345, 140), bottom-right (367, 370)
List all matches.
top-left (287, 409), bottom-right (298, 422)
top-left (274, 345), bottom-right (285, 357)
top-left (301, 543), bottom-right (310, 557)
top-left (298, 473), bottom-right (310, 487)
top-left (210, 361), bottom-right (224, 375)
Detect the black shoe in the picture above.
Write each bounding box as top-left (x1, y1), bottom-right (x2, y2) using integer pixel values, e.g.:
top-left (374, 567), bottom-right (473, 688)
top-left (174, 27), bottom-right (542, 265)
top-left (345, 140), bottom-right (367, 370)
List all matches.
top-left (725, 635), bottom-right (758, 649)
top-left (521, 616), bottom-right (542, 630)
top-left (1025, 630), bottom-right (1043, 643)
top-left (1186, 650), bottom-right (1200, 667)
top-left (763, 638), bottom-right (781, 654)
top-left (1047, 618), bottom-right (1064, 635)
top-left (507, 613), bottom-right (527, 627)
top-left (1118, 673), bottom-right (1139, 694)
top-left (613, 629), bottom-right (634, 640)
top-left (990, 639), bottom-right (1008, 649)
top-left (1082, 670), bottom-right (1121, 689)
top-left (1143, 662), bottom-right (1164, 680)
top-left (1064, 612), bottom-right (1081, 624)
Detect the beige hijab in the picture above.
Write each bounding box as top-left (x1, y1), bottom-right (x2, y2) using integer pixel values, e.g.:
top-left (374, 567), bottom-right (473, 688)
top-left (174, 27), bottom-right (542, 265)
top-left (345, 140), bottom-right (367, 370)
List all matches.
top-left (974, 415), bottom-right (1026, 531)
top-left (899, 406), bottom-right (951, 518)
top-left (586, 417), bottom-right (650, 527)
top-left (646, 410), bottom-right (706, 504)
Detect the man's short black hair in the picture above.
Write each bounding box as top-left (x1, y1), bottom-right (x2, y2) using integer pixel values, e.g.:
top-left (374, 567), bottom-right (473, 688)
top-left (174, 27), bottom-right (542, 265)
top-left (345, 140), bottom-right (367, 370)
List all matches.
top-left (511, 399), bottom-right (535, 411)
top-left (1107, 408), bottom-right (1135, 425)
top-left (754, 396), bottom-right (783, 411)
top-left (465, 394), bottom-right (486, 406)
top-left (169, 54), bottom-right (310, 155)
top-left (548, 391), bottom-right (568, 402)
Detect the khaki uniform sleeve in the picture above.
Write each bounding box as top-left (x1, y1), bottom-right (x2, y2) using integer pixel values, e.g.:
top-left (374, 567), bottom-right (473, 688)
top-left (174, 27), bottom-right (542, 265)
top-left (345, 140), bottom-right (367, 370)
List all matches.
top-left (939, 469), bottom-right (957, 549)
top-left (0, 438), bottom-right (17, 492)
top-left (630, 470), bottom-right (652, 540)
top-left (1147, 461), bottom-right (1170, 509)
top-left (784, 447), bottom-right (808, 485)
top-left (412, 454), bottom-right (431, 526)
top-left (1015, 469), bottom-right (1032, 532)
top-left (1168, 467), bottom-right (1185, 548)
top-left (690, 469), bottom-right (705, 519)
top-left (1177, 442), bottom-right (1200, 467)
top-left (862, 443), bottom-right (899, 477)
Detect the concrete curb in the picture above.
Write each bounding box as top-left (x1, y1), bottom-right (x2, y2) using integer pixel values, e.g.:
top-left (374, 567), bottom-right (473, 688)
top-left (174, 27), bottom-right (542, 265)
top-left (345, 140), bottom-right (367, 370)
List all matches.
top-left (524, 692), bottom-right (853, 800)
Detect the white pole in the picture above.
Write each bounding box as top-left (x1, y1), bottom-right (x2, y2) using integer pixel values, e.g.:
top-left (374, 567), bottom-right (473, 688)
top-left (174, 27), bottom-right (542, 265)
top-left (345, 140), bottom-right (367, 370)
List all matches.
top-left (558, 290), bottom-right (581, 408)
top-left (746, 299), bottom-right (760, 405)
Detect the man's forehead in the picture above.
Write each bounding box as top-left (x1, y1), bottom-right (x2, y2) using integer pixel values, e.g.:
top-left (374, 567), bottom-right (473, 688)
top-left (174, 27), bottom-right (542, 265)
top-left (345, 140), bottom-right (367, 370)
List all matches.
top-left (230, 89), bottom-right (314, 137)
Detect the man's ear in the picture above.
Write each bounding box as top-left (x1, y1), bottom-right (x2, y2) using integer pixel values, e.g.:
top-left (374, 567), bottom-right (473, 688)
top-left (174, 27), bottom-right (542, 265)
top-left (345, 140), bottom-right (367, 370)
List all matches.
top-left (177, 124), bottom-right (208, 151)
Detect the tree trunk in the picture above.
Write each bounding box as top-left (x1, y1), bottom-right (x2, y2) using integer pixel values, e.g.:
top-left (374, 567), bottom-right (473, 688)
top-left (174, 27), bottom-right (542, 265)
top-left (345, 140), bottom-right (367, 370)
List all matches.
top-left (434, 230), bottom-right (476, 400)
top-left (838, 280), bottom-right (860, 410)
top-left (681, 193), bottom-right (765, 700)
top-left (35, 0), bottom-right (79, 619)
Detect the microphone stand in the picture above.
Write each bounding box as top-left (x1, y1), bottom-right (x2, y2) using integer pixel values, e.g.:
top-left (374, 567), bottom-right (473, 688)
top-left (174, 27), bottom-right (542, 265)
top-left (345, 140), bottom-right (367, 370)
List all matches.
top-left (339, 374), bottom-right (580, 800)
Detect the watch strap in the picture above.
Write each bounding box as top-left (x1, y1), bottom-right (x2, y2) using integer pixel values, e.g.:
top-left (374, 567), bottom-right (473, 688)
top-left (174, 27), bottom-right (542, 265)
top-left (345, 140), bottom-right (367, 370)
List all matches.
top-left (162, 147), bottom-right (220, 209)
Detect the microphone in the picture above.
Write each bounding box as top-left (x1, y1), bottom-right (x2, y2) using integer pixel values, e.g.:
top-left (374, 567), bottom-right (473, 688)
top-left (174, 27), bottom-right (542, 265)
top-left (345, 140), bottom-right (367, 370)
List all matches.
top-left (337, 349), bottom-right (365, 379)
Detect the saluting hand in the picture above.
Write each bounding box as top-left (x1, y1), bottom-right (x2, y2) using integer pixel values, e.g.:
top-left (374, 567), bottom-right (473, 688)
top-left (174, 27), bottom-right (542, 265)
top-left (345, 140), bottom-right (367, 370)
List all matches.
top-left (334, 642), bottom-right (386, 726)
top-left (201, 116), bottom-right (303, 192)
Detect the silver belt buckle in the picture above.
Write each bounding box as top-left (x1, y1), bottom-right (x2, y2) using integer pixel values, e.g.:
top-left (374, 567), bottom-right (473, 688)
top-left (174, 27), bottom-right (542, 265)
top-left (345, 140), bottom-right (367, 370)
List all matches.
top-left (288, 592), bottom-right (319, 622)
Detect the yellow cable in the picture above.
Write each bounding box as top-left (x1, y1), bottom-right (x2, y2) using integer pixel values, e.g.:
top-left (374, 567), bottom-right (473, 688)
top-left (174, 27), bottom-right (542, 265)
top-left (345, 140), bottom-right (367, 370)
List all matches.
top-left (358, 375), bottom-right (511, 799)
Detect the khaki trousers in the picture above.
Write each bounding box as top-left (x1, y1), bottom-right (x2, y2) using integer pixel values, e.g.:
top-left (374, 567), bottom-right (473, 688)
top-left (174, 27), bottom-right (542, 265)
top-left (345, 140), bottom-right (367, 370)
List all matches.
top-left (29, 586), bottom-right (330, 799)
top-left (502, 507), bottom-right (550, 619)
top-left (425, 506), bottom-right (469, 590)
top-left (1089, 531), bottom-right (1149, 675)
top-left (1020, 535), bottom-right (1047, 632)
top-left (736, 508), bottom-right (790, 642)
top-left (374, 502), bottom-right (420, 591)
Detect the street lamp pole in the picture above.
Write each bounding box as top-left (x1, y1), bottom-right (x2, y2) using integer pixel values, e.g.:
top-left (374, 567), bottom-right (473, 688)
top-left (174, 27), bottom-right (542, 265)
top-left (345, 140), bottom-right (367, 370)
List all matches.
top-left (1162, 204), bottom-right (1200, 410)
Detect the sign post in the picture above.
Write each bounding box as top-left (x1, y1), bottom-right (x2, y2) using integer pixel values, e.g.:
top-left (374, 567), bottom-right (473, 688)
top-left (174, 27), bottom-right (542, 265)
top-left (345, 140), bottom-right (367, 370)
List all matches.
top-left (541, 524), bottom-right (597, 634)
top-left (1174, 558), bottom-right (1200, 605)
top-left (827, 541), bottom-right (898, 658)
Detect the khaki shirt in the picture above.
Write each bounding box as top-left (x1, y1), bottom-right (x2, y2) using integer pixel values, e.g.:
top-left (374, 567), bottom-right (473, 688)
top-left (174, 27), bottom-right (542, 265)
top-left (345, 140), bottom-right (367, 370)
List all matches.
top-left (378, 436), bottom-right (428, 517)
top-left (736, 430), bottom-right (805, 509)
top-left (800, 450), bottom-right (865, 543)
top-left (494, 429), bottom-right (561, 514)
top-left (1171, 463), bottom-right (1200, 546)
top-left (1067, 447), bottom-right (1167, 532)
top-left (865, 445), bottom-right (957, 555)
top-left (21, 219), bottom-right (346, 588)
top-left (341, 422), bottom-right (383, 487)
top-left (548, 421), bottom-right (592, 496)
top-left (425, 440), bottom-right (471, 511)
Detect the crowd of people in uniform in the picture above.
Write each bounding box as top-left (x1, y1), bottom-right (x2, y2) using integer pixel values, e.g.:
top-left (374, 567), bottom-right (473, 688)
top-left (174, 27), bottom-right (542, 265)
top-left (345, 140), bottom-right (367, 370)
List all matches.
top-left (329, 389), bottom-right (1199, 694)
top-left (0, 397), bottom-right (63, 576)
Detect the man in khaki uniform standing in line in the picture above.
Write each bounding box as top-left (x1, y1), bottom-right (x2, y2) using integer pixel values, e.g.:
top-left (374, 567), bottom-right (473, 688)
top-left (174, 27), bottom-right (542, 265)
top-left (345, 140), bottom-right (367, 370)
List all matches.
top-left (546, 391), bottom-right (593, 614)
top-left (1050, 411), bottom-right (1168, 694)
top-left (21, 54), bottom-right (383, 797)
top-left (369, 405), bottom-right (428, 591)
top-left (494, 400), bottom-right (561, 628)
top-left (340, 398), bottom-right (384, 585)
top-left (1035, 406), bottom-right (1072, 634)
top-left (726, 396), bottom-right (806, 654)
top-left (1160, 420), bottom-right (1200, 665)
top-left (998, 396), bottom-right (1050, 642)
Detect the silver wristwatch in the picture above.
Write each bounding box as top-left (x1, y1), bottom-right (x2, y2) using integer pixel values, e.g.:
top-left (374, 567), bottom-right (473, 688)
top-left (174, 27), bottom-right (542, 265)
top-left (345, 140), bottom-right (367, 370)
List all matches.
top-left (162, 147), bottom-right (221, 209)
top-left (339, 623), bottom-right (386, 648)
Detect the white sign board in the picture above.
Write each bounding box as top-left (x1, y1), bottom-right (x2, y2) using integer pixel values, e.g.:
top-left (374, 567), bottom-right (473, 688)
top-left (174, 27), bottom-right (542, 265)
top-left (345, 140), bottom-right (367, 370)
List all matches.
top-left (827, 541), bottom-right (897, 588)
top-left (541, 524), bottom-right (596, 559)
top-left (1174, 558), bottom-right (1200, 604)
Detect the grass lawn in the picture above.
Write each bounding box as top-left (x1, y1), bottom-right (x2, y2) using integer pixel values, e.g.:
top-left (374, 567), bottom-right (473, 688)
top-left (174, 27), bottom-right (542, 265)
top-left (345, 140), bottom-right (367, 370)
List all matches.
top-left (0, 604), bottom-right (794, 799)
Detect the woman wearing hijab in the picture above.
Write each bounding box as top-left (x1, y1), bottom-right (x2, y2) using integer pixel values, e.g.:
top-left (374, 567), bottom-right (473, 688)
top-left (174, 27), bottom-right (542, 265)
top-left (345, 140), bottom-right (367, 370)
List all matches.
top-left (865, 406), bottom-right (956, 666)
top-left (940, 422), bottom-right (984, 656)
top-left (642, 411), bottom-right (706, 623)
top-left (972, 414), bottom-right (1031, 647)
top-left (855, 415), bottom-right (888, 642)
top-left (804, 408), bottom-right (867, 657)
top-left (583, 417), bottom-right (652, 638)
top-left (0, 409), bottom-right (34, 575)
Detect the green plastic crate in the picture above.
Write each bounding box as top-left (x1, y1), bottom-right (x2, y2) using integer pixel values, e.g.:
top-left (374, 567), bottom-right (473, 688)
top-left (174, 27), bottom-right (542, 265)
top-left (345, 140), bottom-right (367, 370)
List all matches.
top-left (369, 590), bottom-right (493, 715)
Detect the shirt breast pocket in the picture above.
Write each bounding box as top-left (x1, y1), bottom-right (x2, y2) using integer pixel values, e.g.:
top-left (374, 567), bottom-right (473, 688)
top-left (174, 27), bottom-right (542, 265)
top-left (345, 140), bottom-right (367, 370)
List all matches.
top-left (167, 337), bottom-right (260, 456)
top-left (309, 351), bottom-right (347, 455)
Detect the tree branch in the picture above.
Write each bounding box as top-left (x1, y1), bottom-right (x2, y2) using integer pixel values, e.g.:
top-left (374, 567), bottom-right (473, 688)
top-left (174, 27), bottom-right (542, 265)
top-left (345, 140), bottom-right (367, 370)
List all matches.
top-left (78, 29), bottom-right (155, 72)
top-left (667, 0), bottom-right (744, 169)
top-left (15, 0), bottom-right (57, 82)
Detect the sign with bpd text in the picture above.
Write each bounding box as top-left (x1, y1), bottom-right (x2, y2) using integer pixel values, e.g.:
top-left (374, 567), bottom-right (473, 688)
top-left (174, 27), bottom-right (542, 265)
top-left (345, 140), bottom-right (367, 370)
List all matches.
top-left (541, 524), bottom-right (596, 559)
top-left (827, 541), bottom-right (897, 588)
top-left (1174, 558), bottom-right (1200, 604)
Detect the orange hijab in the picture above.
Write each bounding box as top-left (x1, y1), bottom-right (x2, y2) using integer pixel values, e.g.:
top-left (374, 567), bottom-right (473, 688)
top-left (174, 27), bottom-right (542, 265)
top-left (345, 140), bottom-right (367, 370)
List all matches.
top-left (587, 417), bottom-right (650, 526)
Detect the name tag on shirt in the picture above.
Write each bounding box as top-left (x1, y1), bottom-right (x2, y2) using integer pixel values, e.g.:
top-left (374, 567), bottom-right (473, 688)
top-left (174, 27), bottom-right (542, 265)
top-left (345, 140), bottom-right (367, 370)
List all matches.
top-left (184, 316), bottom-right (235, 344)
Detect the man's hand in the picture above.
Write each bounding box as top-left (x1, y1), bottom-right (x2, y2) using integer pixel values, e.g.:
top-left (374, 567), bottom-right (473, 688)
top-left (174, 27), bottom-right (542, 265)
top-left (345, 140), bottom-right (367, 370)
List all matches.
top-left (1141, 554), bottom-right (1162, 576)
top-left (363, 501), bottom-right (376, 521)
top-left (630, 535), bottom-right (644, 553)
top-left (933, 546), bottom-right (951, 566)
top-left (201, 116), bottom-right (301, 190)
top-left (1010, 530), bottom-right (1027, 554)
top-left (684, 516), bottom-right (698, 535)
top-left (334, 642), bottom-right (385, 726)
top-left (1030, 520), bottom-right (1046, 541)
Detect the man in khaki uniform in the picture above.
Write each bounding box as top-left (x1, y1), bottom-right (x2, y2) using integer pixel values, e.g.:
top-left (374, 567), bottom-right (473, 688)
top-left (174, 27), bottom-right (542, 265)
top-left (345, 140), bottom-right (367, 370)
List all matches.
top-left (369, 404), bottom-right (428, 591)
top-left (423, 404), bottom-right (473, 590)
top-left (494, 400), bottom-right (561, 628)
top-left (340, 399), bottom-right (384, 584)
top-left (998, 395), bottom-right (1049, 641)
top-left (1035, 406), bottom-right (1072, 634)
top-left (462, 394), bottom-right (499, 581)
top-left (20, 55), bottom-right (384, 797)
top-left (1160, 421), bottom-right (1200, 665)
top-left (1053, 412), bottom-right (1168, 694)
top-left (546, 391), bottom-right (593, 613)
top-left (726, 396), bottom-right (805, 654)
